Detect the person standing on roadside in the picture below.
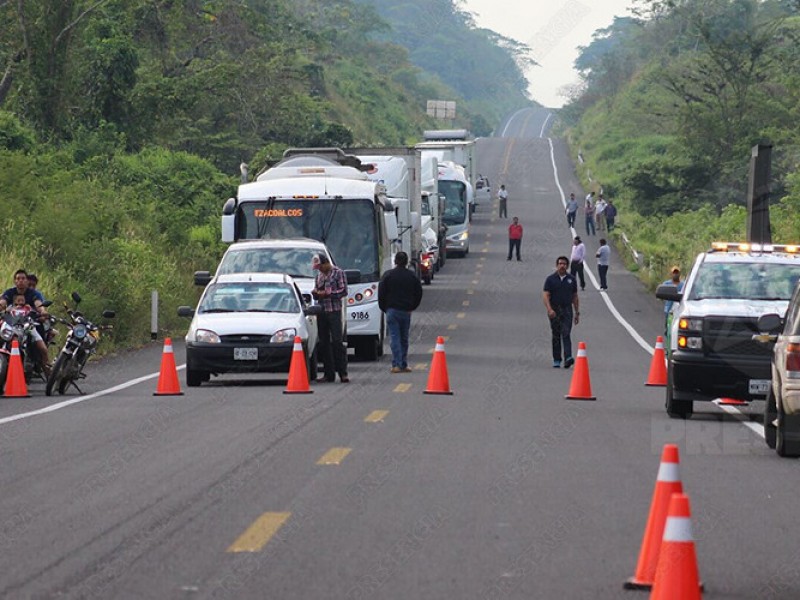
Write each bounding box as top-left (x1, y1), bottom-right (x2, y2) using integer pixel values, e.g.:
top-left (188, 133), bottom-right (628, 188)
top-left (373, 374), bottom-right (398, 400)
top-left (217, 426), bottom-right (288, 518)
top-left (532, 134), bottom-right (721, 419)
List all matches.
top-left (565, 193), bottom-right (578, 228)
top-left (605, 199), bottom-right (617, 231)
top-left (311, 254), bottom-right (349, 383)
top-left (378, 251), bottom-right (423, 373)
top-left (569, 236), bottom-right (586, 291)
top-left (596, 238), bottom-right (610, 290)
top-left (584, 192), bottom-right (596, 236)
top-left (498, 184), bottom-right (508, 218)
top-left (662, 266), bottom-right (684, 342)
top-left (543, 256), bottom-right (580, 369)
top-left (508, 216), bottom-right (523, 261)
top-left (595, 195), bottom-right (608, 232)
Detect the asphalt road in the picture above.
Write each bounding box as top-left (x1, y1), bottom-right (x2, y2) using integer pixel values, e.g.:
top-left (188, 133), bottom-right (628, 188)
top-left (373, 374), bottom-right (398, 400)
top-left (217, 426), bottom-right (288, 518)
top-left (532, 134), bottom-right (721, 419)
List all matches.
top-left (0, 107), bottom-right (796, 599)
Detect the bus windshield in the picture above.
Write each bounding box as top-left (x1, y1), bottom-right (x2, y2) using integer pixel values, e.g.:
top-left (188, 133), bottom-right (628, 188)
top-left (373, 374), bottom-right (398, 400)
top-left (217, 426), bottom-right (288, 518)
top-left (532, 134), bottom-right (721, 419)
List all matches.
top-left (237, 199), bottom-right (380, 281)
top-left (440, 180), bottom-right (466, 226)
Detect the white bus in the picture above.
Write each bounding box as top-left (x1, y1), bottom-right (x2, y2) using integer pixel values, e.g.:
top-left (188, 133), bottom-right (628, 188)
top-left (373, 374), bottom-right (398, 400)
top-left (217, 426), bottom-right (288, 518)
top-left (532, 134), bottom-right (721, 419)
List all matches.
top-left (221, 149), bottom-right (397, 360)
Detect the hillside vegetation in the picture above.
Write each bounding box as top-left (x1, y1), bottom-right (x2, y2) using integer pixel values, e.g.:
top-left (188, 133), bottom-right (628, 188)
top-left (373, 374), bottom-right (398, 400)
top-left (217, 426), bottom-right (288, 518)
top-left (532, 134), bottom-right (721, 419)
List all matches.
top-left (563, 0), bottom-right (800, 284)
top-left (0, 0), bottom-right (530, 350)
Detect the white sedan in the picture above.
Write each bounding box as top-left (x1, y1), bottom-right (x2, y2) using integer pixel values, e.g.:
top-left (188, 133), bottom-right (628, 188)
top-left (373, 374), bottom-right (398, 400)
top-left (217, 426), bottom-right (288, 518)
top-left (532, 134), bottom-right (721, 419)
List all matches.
top-left (178, 273), bottom-right (321, 387)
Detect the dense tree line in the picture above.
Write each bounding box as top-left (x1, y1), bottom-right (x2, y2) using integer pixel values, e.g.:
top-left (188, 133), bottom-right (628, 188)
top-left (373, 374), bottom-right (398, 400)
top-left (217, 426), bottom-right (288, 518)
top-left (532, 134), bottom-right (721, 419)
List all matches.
top-left (563, 0), bottom-right (800, 280)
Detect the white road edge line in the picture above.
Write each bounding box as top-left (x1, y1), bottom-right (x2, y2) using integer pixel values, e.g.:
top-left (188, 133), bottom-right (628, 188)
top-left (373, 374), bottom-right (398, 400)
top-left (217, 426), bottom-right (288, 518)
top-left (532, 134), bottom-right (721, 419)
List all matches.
top-left (0, 364), bottom-right (187, 426)
top-left (500, 108), bottom-right (529, 138)
top-left (539, 113), bottom-right (552, 138)
top-left (546, 137), bottom-right (765, 440)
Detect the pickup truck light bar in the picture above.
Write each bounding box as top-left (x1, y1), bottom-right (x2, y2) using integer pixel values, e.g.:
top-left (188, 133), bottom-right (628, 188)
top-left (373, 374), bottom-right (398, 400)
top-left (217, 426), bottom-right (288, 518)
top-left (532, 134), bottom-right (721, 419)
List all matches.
top-left (710, 242), bottom-right (799, 253)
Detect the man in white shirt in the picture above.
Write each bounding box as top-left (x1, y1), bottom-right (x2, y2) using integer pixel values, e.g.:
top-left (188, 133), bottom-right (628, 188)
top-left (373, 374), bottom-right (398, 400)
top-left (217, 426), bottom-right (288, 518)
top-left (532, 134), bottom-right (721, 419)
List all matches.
top-left (595, 195), bottom-right (608, 232)
top-left (596, 238), bottom-right (610, 290)
top-left (498, 184), bottom-right (508, 218)
top-left (570, 236), bottom-right (586, 291)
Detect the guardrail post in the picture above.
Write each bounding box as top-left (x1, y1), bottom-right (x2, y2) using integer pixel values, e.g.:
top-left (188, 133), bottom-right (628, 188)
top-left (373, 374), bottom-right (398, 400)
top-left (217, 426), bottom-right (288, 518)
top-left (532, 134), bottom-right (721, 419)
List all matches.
top-left (151, 290), bottom-right (158, 340)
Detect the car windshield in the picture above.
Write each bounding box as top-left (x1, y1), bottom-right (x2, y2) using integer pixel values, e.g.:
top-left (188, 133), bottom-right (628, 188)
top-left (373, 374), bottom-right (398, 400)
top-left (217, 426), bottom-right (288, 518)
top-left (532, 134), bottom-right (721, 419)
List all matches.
top-left (217, 248), bottom-right (322, 279)
top-left (688, 262), bottom-right (800, 301)
top-left (199, 282), bottom-right (299, 314)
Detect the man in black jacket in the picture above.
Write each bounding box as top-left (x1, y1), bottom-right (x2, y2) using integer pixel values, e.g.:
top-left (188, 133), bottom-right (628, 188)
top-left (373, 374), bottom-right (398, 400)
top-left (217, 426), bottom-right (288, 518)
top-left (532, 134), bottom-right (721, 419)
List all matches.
top-left (378, 252), bottom-right (423, 373)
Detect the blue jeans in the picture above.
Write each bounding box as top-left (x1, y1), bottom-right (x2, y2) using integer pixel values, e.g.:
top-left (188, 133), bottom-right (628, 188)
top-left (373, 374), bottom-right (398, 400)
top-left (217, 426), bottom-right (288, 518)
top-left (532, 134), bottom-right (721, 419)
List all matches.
top-left (550, 305), bottom-right (573, 361)
top-left (585, 216), bottom-right (595, 236)
top-left (386, 308), bottom-right (411, 368)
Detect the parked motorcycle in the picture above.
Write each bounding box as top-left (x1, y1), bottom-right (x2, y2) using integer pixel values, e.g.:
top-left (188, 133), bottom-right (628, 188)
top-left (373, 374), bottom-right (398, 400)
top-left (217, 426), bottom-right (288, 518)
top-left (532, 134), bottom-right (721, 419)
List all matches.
top-left (46, 292), bottom-right (114, 396)
top-left (0, 301), bottom-right (54, 391)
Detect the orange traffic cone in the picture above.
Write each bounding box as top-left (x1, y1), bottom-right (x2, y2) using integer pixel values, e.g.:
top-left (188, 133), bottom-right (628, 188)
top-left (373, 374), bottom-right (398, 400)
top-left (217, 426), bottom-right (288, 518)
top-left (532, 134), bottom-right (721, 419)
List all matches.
top-left (284, 336), bottom-right (312, 394)
top-left (565, 341), bottom-right (595, 400)
top-left (153, 338), bottom-right (183, 396)
top-left (645, 336), bottom-right (668, 386)
top-left (4, 340), bottom-right (30, 398)
top-left (650, 493), bottom-right (703, 600)
top-left (424, 336), bottom-right (453, 395)
top-left (624, 444), bottom-right (683, 590)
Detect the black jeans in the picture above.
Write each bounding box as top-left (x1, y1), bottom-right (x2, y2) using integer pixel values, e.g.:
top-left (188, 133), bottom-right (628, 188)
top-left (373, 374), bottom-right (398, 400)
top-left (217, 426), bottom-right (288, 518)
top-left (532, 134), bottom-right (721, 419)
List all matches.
top-left (318, 310), bottom-right (347, 380)
top-left (499, 200), bottom-right (507, 218)
top-left (598, 265), bottom-right (608, 289)
top-left (567, 211), bottom-right (576, 227)
top-left (570, 260), bottom-right (585, 289)
top-left (508, 239), bottom-right (521, 260)
top-left (550, 305), bottom-right (574, 361)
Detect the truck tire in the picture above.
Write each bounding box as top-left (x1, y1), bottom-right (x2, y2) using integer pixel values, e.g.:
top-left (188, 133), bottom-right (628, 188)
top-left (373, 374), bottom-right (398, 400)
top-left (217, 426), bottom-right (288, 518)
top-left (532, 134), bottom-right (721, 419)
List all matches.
top-left (764, 387), bottom-right (777, 449)
top-left (665, 360), bottom-right (692, 419)
top-left (776, 402), bottom-right (800, 457)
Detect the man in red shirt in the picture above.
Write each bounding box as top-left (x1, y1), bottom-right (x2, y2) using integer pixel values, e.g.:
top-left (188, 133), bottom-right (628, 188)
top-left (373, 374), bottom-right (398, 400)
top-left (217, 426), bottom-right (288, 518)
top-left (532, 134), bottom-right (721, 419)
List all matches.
top-left (508, 216), bottom-right (523, 261)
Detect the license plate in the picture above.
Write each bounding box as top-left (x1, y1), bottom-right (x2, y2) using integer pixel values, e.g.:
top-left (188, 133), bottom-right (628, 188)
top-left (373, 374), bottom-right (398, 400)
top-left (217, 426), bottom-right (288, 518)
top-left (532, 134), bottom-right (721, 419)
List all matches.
top-left (234, 347), bottom-right (258, 360)
top-left (350, 311), bottom-right (370, 320)
top-left (748, 379), bottom-right (771, 395)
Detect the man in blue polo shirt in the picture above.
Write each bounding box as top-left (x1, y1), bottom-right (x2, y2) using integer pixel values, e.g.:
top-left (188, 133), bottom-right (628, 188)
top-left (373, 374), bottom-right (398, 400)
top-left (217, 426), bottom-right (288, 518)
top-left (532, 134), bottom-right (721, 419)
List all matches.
top-left (542, 256), bottom-right (580, 368)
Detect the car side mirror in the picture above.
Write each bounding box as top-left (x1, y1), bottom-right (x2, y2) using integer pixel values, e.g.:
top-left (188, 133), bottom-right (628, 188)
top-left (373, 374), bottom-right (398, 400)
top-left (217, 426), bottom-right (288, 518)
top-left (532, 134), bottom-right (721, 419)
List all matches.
top-left (304, 305), bottom-right (323, 317)
top-left (655, 284), bottom-right (682, 302)
top-left (344, 269), bottom-right (361, 285)
top-left (194, 271), bottom-right (212, 286)
top-left (177, 306), bottom-right (195, 318)
top-left (757, 313), bottom-right (783, 334)
top-left (102, 310), bottom-right (115, 319)
top-left (301, 293), bottom-right (313, 305)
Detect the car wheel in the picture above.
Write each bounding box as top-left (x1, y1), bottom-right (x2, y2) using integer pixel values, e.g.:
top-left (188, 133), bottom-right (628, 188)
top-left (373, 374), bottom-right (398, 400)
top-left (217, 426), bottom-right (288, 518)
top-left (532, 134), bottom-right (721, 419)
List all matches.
top-left (665, 360), bottom-right (693, 419)
top-left (776, 400), bottom-right (800, 457)
top-left (764, 387), bottom-right (777, 449)
top-left (186, 368), bottom-right (206, 387)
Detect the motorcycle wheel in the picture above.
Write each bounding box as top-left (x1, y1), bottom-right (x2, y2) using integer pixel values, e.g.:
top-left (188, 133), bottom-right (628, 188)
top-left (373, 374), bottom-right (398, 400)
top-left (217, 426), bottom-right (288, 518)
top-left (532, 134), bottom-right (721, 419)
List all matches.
top-left (0, 353), bottom-right (7, 394)
top-left (46, 354), bottom-right (70, 397)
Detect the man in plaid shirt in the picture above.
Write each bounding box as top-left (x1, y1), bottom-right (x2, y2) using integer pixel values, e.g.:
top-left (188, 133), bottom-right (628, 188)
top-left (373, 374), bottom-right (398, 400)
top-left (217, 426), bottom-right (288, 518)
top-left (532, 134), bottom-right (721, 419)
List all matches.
top-left (312, 253), bottom-right (349, 383)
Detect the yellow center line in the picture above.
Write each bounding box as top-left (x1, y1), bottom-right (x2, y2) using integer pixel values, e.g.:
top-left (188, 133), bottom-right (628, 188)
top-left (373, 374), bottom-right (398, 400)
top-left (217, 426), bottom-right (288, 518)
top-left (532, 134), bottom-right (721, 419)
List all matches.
top-left (481, 248), bottom-right (488, 253)
top-left (467, 290), bottom-right (474, 295)
top-left (365, 410), bottom-right (389, 423)
top-left (448, 324), bottom-right (458, 330)
top-left (415, 362), bottom-right (428, 370)
top-left (456, 312), bottom-right (466, 319)
top-left (480, 257), bottom-right (486, 261)
top-left (462, 301), bottom-right (470, 306)
top-left (228, 512), bottom-right (291, 553)
top-left (472, 280), bottom-right (479, 284)
top-left (394, 383), bottom-right (412, 393)
top-left (317, 447), bottom-right (352, 465)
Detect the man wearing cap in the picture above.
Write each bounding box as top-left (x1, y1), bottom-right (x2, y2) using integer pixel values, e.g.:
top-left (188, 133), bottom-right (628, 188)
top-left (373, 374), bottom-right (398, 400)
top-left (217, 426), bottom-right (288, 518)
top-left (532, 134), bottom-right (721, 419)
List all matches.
top-left (663, 266), bottom-right (684, 342)
top-left (311, 254), bottom-right (349, 383)
top-left (569, 236), bottom-right (586, 291)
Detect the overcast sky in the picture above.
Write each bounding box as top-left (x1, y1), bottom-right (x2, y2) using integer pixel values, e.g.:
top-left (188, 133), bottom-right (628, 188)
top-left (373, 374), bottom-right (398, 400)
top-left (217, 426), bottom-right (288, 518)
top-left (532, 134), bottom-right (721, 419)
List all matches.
top-left (463, 0), bottom-right (636, 108)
